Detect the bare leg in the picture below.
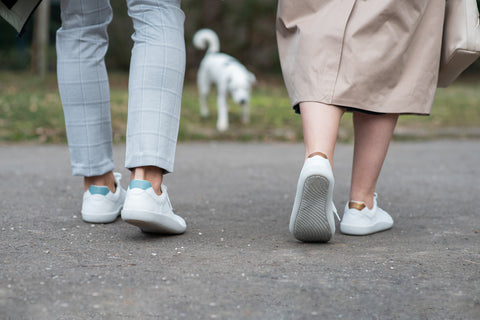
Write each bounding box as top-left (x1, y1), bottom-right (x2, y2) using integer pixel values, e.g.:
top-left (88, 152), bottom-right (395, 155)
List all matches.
top-left (350, 112), bottom-right (399, 208)
top-left (300, 102), bottom-right (345, 166)
top-left (289, 101), bottom-right (344, 242)
top-left (130, 166), bottom-right (164, 195)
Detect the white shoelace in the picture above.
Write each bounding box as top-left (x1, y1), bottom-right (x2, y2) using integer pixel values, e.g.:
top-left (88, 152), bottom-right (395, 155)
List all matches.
top-left (332, 202), bottom-right (341, 221)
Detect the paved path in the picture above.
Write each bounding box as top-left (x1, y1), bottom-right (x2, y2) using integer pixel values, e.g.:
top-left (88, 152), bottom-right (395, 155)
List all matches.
top-left (0, 141), bottom-right (479, 319)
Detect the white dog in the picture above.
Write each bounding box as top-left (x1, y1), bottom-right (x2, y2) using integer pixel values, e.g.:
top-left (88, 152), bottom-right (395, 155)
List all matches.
top-left (193, 29), bottom-right (256, 132)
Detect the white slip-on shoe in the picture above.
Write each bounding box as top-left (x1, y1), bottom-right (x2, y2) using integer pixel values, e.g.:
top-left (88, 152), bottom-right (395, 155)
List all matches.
top-left (81, 172), bottom-right (126, 223)
top-left (289, 153), bottom-right (339, 242)
top-left (340, 193), bottom-right (393, 236)
top-left (121, 180), bottom-right (187, 234)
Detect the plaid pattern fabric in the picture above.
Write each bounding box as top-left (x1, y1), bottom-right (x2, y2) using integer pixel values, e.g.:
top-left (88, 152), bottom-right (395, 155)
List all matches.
top-left (56, 0), bottom-right (185, 176)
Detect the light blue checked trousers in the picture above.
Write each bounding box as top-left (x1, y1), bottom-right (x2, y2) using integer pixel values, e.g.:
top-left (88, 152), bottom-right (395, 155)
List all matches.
top-left (56, 0), bottom-right (185, 176)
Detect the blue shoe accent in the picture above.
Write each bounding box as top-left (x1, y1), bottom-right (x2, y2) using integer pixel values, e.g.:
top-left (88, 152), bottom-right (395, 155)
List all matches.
top-left (88, 185), bottom-right (110, 196)
top-left (129, 179), bottom-right (152, 190)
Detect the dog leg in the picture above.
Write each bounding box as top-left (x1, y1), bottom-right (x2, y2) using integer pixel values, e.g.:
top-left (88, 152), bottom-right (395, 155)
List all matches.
top-left (216, 91), bottom-right (229, 132)
top-left (197, 69), bottom-right (210, 118)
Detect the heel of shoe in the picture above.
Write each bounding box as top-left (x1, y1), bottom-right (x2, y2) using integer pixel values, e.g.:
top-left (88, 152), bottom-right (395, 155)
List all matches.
top-left (291, 175), bottom-right (333, 242)
top-left (122, 208), bottom-right (186, 234)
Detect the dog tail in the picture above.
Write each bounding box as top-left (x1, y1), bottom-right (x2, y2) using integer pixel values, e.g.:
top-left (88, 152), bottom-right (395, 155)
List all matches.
top-left (193, 29), bottom-right (220, 53)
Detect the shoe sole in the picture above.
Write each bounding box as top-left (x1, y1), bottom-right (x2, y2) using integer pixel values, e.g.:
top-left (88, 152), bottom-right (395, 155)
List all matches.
top-left (291, 175), bottom-right (332, 242)
top-left (340, 222), bottom-right (393, 236)
top-left (122, 209), bottom-right (186, 234)
top-left (81, 210), bottom-right (121, 224)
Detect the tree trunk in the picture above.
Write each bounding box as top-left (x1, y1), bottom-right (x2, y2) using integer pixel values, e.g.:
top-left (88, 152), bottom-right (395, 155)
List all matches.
top-left (31, 0), bottom-right (50, 78)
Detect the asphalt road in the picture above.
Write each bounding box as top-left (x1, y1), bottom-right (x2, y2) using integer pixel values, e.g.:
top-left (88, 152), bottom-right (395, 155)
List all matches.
top-left (0, 140), bottom-right (479, 319)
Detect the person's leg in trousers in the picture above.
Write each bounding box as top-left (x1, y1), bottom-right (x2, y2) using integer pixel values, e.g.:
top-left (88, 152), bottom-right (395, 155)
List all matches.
top-left (121, 0), bottom-right (187, 234)
top-left (57, 0), bottom-right (115, 189)
top-left (125, 0), bottom-right (186, 193)
top-left (57, 0), bottom-right (126, 225)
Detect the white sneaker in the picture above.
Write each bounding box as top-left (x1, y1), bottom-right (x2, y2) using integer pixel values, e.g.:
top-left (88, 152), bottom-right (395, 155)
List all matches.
top-left (290, 154), bottom-right (338, 242)
top-left (340, 194), bottom-right (393, 235)
top-left (121, 180), bottom-right (187, 234)
top-left (81, 172), bottom-right (126, 223)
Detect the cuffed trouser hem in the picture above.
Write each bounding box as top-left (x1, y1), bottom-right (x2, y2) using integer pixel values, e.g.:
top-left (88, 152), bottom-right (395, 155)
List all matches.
top-left (71, 160), bottom-right (115, 177)
top-left (125, 154), bottom-right (175, 174)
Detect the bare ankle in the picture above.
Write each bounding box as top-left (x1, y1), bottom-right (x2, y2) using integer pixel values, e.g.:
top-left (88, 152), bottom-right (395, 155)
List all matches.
top-left (307, 151), bottom-right (328, 159)
top-left (349, 197), bottom-right (374, 210)
top-left (84, 171), bottom-right (116, 193)
top-left (131, 166), bottom-right (164, 195)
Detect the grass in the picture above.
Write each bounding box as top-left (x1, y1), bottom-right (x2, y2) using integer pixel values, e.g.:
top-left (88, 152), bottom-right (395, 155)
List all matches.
top-left (1, 71), bottom-right (479, 144)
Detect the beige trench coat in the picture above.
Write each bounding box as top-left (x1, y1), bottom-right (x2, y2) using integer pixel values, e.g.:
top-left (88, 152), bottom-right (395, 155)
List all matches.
top-left (276, 0), bottom-right (445, 115)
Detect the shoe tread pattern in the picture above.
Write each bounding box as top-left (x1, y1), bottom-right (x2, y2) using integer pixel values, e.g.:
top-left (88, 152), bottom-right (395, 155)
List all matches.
top-left (293, 175), bottom-right (331, 242)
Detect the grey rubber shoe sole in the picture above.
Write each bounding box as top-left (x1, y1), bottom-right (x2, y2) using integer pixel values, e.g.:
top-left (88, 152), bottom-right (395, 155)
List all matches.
top-left (291, 175), bottom-right (333, 242)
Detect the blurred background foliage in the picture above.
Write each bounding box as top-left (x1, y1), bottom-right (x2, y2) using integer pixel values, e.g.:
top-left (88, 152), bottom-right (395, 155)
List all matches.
top-left (3, 0), bottom-right (480, 75)
top-left (0, 0), bottom-right (281, 78)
